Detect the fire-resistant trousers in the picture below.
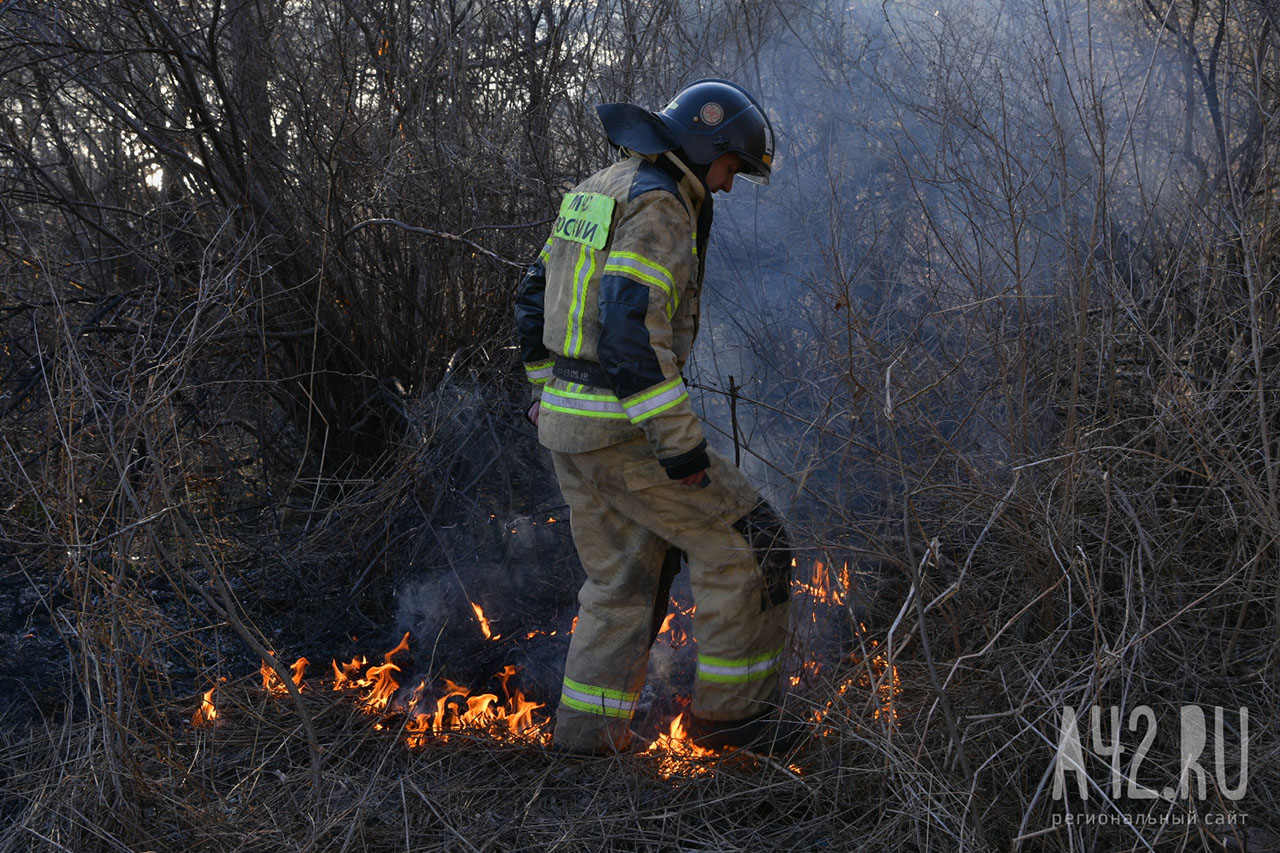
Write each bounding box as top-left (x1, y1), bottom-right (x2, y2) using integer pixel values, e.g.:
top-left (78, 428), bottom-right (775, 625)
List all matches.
top-left (551, 435), bottom-right (792, 753)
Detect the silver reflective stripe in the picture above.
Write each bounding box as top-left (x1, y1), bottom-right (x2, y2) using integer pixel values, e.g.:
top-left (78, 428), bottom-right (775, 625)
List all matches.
top-left (697, 647), bottom-right (784, 684)
top-left (604, 251), bottom-right (678, 317)
top-left (560, 678), bottom-right (637, 719)
top-left (524, 361), bottom-right (553, 384)
top-left (604, 253), bottom-right (674, 293)
top-left (565, 245), bottom-right (595, 357)
top-left (622, 378), bottom-right (688, 423)
top-left (541, 386), bottom-right (627, 418)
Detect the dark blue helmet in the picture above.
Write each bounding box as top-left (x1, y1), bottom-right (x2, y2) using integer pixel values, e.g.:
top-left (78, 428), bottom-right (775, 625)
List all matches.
top-left (657, 79), bottom-right (775, 184)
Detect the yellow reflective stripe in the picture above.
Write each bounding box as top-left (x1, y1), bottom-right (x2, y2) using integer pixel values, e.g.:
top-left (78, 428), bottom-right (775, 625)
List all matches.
top-left (604, 252), bottom-right (677, 317)
top-left (541, 401), bottom-right (627, 419)
top-left (563, 677), bottom-right (638, 703)
top-left (547, 386), bottom-right (618, 402)
top-left (564, 245), bottom-right (596, 357)
top-left (561, 677), bottom-right (637, 719)
top-left (691, 230), bottom-right (698, 256)
top-left (524, 360), bottom-right (553, 385)
top-left (538, 237), bottom-right (553, 262)
top-left (622, 377), bottom-right (688, 423)
top-left (560, 694), bottom-right (632, 718)
top-left (697, 645), bottom-right (785, 684)
top-left (606, 251), bottom-right (674, 290)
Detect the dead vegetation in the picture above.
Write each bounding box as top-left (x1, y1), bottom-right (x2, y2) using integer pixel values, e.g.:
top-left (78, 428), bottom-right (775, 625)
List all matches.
top-left (3, 0), bottom-right (1279, 850)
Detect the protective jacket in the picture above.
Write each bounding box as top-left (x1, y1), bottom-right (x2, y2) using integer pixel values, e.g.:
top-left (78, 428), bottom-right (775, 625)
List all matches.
top-left (516, 149), bottom-right (713, 479)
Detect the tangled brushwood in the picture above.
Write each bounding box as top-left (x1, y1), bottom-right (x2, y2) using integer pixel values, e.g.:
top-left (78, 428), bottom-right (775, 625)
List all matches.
top-left (2, 0), bottom-right (1279, 849)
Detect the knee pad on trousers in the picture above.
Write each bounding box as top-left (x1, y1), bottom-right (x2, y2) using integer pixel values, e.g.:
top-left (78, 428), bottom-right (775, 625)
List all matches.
top-left (732, 502), bottom-right (793, 610)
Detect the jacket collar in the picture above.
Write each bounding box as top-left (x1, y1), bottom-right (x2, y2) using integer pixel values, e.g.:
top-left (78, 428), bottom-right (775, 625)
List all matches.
top-left (618, 147), bottom-right (707, 209)
top-left (659, 151), bottom-right (707, 207)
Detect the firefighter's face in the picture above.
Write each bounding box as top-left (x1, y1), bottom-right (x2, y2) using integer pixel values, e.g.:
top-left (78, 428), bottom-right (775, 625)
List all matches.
top-left (706, 152), bottom-right (745, 194)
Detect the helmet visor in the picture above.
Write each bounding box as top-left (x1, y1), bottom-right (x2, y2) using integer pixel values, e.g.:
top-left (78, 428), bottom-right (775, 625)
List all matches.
top-left (739, 147), bottom-right (773, 185)
top-left (733, 103), bottom-right (774, 184)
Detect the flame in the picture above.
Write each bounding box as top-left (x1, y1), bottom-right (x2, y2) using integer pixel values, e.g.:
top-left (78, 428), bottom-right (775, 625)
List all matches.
top-left (236, 560), bottom-right (902, 774)
top-left (360, 661), bottom-right (401, 711)
top-left (643, 713), bottom-right (718, 778)
top-left (790, 560), bottom-right (851, 606)
top-left (814, 646), bottom-right (901, 728)
top-left (788, 656), bottom-right (824, 689)
top-left (332, 655), bottom-right (368, 690)
top-left (403, 672), bottom-right (546, 748)
top-left (357, 632), bottom-right (411, 711)
top-left (655, 602), bottom-right (695, 648)
top-left (873, 650), bottom-right (902, 723)
top-left (192, 687), bottom-right (218, 727)
top-left (471, 603), bottom-right (499, 640)
top-left (657, 612), bottom-right (676, 635)
top-left (384, 632), bottom-right (411, 661)
top-left (252, 632), bottom-right (550, 747)
top-left (785, 559), bottom-right (898, 726)
top-left (261, 656), bottom-right (308, 696)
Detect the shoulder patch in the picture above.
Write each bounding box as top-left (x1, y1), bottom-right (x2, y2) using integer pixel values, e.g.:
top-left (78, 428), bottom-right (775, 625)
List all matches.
top-left (553, 192), bottom-right (615, 250)
top-left (629, 161), bottom-right (686, 211)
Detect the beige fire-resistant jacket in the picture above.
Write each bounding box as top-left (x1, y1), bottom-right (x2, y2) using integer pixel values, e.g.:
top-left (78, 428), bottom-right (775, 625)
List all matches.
top-left (515, 150), bottom-right (713, 479)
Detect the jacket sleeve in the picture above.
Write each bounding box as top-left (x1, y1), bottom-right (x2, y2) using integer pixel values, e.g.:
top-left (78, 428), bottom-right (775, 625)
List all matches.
top-left (515, 238), bottom-right (554, 401)
top-left (596, 190), bottom-right (709, 479)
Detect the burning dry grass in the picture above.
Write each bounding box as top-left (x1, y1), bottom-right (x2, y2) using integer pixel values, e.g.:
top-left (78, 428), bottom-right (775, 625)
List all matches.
top-left (0, 553), bottom-right (912, 850)
top-left (0, 649), bottom-right (899, 852)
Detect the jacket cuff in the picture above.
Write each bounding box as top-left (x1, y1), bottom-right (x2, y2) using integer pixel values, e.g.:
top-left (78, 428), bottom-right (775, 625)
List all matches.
top-left (660, 440), bottom-right (710, 480)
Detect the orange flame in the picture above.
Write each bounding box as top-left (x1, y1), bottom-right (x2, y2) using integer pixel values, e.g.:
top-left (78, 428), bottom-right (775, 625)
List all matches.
top-left (192, 687), bottom-right (218, 727)
top-left (791, 560), bottom-right (851, 606)
top-left (261, 633), bottom-right (550, 747)
top-left (789, 657), bottom-right (824, 689)
top-left (332, 655), bottom-right (368, 691)
top-left (655, 602), bottom-right (695, 648)
top-left (814, 647), bottom-right (901, 728)
top-left (358, 632), bottom-right (410, 711)
top-left (644, 713), bottom-right (718, 778)
top-left (657, 612), bottom-right (676, 635)
top-left (361, 661), bottom-right (401, 712)
top-left (403, 673), bottom-right (546, 747)
top-left (873, 652), bottom-right (902, 723)
top-left (261, 656), bottom-right (308, 696)
top-left (471, 603), bottom-right (499, 640)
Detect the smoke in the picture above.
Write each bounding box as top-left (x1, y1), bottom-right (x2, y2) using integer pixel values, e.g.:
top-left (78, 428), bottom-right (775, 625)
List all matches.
top-left (681, 0), bottom-right (1193, 555)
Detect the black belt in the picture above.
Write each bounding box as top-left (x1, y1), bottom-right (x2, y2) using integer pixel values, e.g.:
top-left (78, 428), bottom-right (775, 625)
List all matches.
top-left (553, 356), bottom-right (610, 388)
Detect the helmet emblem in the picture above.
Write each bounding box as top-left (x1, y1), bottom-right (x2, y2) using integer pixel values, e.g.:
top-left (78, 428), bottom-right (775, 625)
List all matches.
top-left (699, 102), bottom-right (724, 125)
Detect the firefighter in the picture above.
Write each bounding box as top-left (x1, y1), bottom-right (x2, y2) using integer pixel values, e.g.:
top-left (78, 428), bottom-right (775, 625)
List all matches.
top-left (515, 79), bottom-right (797, 755)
